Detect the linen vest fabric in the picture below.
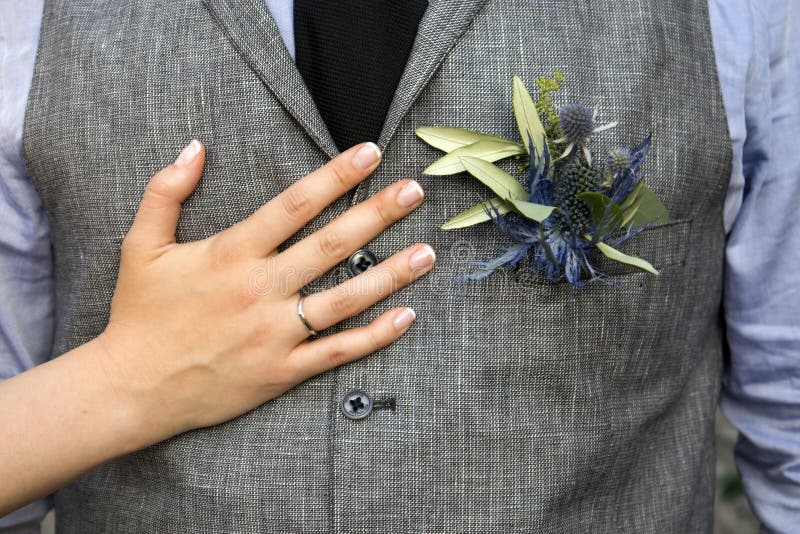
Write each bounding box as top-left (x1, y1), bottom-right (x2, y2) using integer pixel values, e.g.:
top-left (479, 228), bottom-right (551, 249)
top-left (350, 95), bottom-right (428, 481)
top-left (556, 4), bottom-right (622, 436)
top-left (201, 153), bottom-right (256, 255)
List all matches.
top-left (23, 0), bottom-right (732, 532)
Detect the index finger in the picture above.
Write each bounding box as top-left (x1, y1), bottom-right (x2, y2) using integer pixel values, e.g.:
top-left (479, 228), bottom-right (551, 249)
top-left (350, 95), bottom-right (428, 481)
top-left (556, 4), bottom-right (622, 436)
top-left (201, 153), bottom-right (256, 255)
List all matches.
top-left (226, 142), bottom-right (383, 255)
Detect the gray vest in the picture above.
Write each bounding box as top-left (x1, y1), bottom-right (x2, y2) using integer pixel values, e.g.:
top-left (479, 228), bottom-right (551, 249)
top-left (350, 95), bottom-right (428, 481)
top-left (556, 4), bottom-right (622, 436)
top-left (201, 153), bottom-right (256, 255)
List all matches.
top-left (23, 0), bottom-right (731, 531)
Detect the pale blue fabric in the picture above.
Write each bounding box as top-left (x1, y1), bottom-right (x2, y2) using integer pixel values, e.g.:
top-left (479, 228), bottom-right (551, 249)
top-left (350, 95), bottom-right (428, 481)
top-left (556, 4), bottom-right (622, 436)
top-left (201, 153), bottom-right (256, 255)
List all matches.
top-left (0, 0), bottom-right (54, 531)
top-left (265, 0), bottom-right (295, 60)
top-left (0, 0), bottom-right (797, 531)
top-left (711, 1), bottom-right (800, 532)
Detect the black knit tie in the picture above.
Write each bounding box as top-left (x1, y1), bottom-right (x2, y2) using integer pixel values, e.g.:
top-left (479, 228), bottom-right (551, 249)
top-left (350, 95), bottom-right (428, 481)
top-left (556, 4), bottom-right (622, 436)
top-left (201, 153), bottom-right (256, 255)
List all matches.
top-left (294, 1), bottom-right (429, 152)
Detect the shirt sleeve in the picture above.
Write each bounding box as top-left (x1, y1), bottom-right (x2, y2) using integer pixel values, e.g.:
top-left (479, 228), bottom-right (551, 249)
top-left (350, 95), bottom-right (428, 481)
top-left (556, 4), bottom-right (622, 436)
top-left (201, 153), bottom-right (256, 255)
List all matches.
top-left (713, 0), bottom-right (800, 531)
top-left (0, 0), bottom-right (56, 530)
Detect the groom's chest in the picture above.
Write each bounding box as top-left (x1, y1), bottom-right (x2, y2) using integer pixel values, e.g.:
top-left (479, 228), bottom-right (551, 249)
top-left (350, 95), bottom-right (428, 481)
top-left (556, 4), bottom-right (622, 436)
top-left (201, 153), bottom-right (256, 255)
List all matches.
top-left (25, 1), bottom-right (730, 213)
top-left (27, 5), bottom-right (731, 529)
top-left (24, 0), bottom-right (730, 350)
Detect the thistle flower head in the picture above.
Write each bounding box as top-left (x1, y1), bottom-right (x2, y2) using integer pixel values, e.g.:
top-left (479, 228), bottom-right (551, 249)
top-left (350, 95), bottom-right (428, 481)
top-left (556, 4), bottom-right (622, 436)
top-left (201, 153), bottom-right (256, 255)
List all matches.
top-left (559, 103), bottom-right (594, 145)
top-left (607, 148), bottom-right (632, 175)
top-left (554, 103), bottom-right (617, 164)
top-left (552, 160), bottom-right (599, 234)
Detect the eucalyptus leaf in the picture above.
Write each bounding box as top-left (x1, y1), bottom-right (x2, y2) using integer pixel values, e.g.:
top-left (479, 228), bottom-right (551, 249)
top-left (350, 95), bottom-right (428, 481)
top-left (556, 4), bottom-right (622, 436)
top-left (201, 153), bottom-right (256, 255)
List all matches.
top-left (423, 140), bottom-right (526, 175)
top-left (508, 198), bottom-right (556, 222)
top-left (622, 186), bottom-right (669, 229)
top-left (619, 180), bottom-right (645, 211)
top-left (440, 197), bottom-right (511, 230)
top-left (458, 156), bottom-right (528, 201)
top-left (619, 196), bottom-right (644, 228)
top-left (595, 241), bottom-right (659, 275)
top-left (415, 126), bottom-right (518, 153)
top-left (576, 192), bottom-right (624, 240)
top-left (511, 75), bottom-right (546, 159)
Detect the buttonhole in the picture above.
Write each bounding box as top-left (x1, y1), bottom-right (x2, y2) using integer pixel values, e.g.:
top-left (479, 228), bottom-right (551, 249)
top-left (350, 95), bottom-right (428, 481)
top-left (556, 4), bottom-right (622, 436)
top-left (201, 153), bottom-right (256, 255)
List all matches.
top-left (372, 398), bottom-right (397, 411)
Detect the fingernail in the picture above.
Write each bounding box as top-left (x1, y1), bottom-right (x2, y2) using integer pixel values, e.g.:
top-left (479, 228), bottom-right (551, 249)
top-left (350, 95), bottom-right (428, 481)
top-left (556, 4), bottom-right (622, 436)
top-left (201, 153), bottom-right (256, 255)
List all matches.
top-left (397, 180), bottom-right (425, 208)
top-left (353, 142), bottom-right (382, 169)
top-left (409, 244), bottom-right (436, 270)
top-left (393, 307), bottom-right (416, 330)
top-left (175, 140), bottom-right (201, 167)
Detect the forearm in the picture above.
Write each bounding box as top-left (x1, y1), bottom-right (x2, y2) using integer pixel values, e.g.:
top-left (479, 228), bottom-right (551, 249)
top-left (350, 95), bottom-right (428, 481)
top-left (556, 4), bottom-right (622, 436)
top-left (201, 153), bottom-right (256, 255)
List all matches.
top-left (0, 336), bottom-right (156, 516)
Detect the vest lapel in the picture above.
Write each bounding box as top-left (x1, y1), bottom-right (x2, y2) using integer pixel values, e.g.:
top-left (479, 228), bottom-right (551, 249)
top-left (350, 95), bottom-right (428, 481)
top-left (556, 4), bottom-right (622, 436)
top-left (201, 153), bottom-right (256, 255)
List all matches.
top-left (377, 0), bottom-right (489, 149)
top-left (202, 0), bottom-right (489, 158)
top-left (202, 0), bottom-right (340, 157)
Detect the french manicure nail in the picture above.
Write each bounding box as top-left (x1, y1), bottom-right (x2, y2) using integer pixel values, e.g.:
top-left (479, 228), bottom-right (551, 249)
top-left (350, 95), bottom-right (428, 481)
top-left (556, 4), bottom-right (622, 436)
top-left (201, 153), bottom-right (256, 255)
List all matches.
top-left (409, 244), bottom-right (436, 270)
top-left (353, 142), bottom-right (382, 169)
top-left (397, 180), bottom-right (424, 207)
top-left (393, 307), bottom-right (416, 330)
top-left (175, 140), bottom-right (201, 167)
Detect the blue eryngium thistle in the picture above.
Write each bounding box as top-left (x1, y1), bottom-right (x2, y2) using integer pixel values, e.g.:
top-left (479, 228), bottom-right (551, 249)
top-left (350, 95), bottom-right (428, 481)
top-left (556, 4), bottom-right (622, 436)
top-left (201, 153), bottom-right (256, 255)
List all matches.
top-left (559, 103), bottom-right (594, 145)
top-left (555, 102), bottom-right (618, 163)
top-left (608, 134), bottom-right (652, 204)
top-left (607, 147), bottom-right (632, 175)
top-left (459, 133), bottom-right (654, 287)
top-left (460, 137), bottom-right (599, 286)
top-left (602, 147), bottom-right (633, 187)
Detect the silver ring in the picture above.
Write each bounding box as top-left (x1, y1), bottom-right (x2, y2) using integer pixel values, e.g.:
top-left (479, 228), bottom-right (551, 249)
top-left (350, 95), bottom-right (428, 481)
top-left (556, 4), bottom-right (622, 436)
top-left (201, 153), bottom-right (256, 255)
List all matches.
top-left (296, 295), bottom-right (319, 337)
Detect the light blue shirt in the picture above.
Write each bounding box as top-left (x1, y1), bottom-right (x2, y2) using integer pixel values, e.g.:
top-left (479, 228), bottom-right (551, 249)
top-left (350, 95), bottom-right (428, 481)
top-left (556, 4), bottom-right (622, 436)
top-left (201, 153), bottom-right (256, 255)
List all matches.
top-left (1, 0), bottom-right (798, 532)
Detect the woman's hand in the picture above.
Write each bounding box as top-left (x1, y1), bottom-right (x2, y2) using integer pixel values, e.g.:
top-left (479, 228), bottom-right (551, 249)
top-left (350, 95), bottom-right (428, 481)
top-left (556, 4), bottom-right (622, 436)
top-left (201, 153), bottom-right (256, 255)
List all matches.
top-left (0, 140), bottom-right (432, 515)
top-left (100, 139), bottom-right (432, 437)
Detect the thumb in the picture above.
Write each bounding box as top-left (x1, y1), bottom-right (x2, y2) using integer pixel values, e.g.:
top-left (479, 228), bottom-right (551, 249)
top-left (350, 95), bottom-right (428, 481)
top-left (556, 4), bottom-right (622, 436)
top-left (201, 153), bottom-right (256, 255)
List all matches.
top-left (126, 140), bottom-right (205, 252)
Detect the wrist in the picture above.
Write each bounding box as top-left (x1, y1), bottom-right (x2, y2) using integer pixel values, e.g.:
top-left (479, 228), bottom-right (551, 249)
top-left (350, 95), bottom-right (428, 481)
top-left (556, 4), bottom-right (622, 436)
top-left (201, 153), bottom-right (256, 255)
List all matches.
top-left (0, 333), bottom-right (173, 511)
top-left (79, 332), bottom-right (178, 455)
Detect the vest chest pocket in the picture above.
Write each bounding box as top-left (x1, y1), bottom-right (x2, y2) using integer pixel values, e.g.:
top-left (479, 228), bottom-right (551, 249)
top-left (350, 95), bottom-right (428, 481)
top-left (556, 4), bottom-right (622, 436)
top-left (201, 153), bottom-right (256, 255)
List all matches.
top-left (417, 214), bottom-right (699, 351)
top-left (436, 215), bottom-right (703, 393)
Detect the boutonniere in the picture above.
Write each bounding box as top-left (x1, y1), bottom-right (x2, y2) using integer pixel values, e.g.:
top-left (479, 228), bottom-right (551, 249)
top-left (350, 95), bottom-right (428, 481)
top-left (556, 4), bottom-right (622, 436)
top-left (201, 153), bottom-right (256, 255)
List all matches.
top-left (416, 72), bottom-right (669, 287)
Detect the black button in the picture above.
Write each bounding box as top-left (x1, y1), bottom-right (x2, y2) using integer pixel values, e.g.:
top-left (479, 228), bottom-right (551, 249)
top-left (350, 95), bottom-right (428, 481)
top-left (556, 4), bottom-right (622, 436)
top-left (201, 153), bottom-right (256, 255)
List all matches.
top-left (340, 389), bottom-right (373, 420)
top-left (347, 249), bottom-right (378, 276)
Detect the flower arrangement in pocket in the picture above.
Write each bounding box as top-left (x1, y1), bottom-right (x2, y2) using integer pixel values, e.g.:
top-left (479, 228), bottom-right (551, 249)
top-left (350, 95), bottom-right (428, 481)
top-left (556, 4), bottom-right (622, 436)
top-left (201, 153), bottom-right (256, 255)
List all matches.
top-left (416, 72), bottom-right (669, 287)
